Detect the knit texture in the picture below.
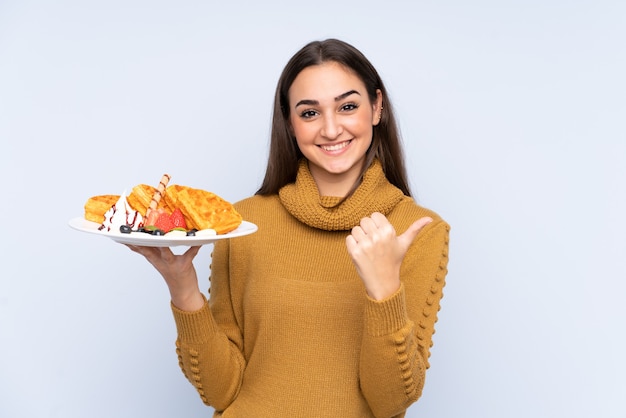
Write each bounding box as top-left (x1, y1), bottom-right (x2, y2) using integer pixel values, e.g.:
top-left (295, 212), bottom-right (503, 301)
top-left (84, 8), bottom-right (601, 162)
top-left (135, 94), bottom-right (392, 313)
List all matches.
top-left (279, 159), bottom-right (405, 230)
top-left (171, 160), bottom-right (450, 418)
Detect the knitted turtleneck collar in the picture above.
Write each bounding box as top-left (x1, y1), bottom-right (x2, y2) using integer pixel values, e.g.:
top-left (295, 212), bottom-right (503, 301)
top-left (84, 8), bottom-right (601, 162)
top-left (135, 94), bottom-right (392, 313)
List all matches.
top-left (278, 159), bottom-right (405, 231)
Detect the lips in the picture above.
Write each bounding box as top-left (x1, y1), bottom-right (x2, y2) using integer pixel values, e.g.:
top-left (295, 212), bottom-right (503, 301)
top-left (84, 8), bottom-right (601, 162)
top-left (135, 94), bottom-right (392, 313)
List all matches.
top-left (319, 139), bottom-right (352, 152)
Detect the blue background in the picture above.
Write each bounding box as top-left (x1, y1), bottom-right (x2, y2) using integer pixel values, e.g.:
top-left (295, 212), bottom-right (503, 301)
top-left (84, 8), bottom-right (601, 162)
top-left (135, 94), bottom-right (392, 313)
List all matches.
top-left (1, 1), bottom-right (625, 417)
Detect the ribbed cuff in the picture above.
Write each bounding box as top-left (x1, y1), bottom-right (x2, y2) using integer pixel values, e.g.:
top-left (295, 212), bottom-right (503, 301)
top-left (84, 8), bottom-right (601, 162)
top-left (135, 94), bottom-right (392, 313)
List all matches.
top-left (171, 296), bottom-right (218, 344)
top-left (364, 283), bottom-right (408, 337)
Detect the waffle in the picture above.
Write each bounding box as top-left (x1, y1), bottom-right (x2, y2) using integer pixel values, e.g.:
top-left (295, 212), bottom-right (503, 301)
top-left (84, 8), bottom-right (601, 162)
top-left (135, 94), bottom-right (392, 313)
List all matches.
top-left (84, 195), bottom-right (119, 223)
top-left (128, 184), bottom-right (158, 216)
top-left (172, 186), bottom-right (242, 234)
top-left (163, 184), bottom-right (185, 212)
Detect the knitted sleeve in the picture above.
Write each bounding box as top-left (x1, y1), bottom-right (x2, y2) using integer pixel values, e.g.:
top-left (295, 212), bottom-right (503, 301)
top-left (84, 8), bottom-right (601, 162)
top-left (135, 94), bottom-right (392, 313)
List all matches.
top-left (171, 240), bottom-right (246, 412)
top-left (359, 219), bottom-right (450, 417)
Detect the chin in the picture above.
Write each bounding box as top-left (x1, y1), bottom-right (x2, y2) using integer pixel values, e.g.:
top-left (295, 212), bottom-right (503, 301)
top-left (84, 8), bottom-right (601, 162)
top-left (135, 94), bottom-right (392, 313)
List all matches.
top-left (323, 160), bottom-right (361, 175)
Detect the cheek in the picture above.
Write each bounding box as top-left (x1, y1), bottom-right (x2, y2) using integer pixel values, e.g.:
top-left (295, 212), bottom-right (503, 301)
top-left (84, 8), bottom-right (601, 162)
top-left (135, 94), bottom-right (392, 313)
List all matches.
top-left (289, 115), bottom-right (301, 136)
top-left (347, 114), bottom-right (374, 135)
top-left (291, 119), bottom-right (314, 142)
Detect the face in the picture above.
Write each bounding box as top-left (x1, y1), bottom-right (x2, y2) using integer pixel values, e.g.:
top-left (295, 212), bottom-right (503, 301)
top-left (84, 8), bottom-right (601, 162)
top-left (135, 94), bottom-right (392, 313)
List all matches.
top-left (288, 61), bottom-right (382, 196)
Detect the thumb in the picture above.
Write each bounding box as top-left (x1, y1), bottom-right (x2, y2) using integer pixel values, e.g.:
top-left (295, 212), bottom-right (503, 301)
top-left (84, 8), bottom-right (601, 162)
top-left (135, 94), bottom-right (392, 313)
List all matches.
top-left (183, 245), bottom-right (202, 261)
top-left (398, 217), bottom-right (433, 250)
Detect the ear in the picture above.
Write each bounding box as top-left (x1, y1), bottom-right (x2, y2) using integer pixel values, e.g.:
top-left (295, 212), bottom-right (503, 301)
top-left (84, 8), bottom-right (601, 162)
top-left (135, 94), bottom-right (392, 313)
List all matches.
top-left (372, 89), bottom-right (383, 126)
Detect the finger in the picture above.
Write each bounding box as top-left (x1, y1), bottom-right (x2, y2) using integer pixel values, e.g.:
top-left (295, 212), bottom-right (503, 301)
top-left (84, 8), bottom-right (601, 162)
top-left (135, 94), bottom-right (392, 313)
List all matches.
top-left (125, 244), bottom-right (153, 257)
top-left (345, 234), bottom-right (358, 254)
top-left (369, 212), bottom-right (396, 238)
top-left (157, 246), bottom-right (176, 262)
top-left (398, 217), bottom-right (433, 250)
top-left (359, 216), bottom-right (377, 234)
top-left (350, 225), bottom-right (367, 243)
top-left (183, 246), bottom-right (202, 260)
top-left (369, 212), bottom-right (387, 227)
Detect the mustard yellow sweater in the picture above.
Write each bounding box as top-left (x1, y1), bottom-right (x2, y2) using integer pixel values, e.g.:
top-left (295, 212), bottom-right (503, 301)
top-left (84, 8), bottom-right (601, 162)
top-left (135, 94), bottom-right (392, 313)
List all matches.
top-left (171, 160), bottom-right (450, 418)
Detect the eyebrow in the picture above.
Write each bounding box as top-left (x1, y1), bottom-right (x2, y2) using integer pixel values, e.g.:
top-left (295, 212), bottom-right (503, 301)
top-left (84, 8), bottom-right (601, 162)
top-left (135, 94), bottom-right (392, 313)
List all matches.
top-left (295, 90), bottom-right (361, 108)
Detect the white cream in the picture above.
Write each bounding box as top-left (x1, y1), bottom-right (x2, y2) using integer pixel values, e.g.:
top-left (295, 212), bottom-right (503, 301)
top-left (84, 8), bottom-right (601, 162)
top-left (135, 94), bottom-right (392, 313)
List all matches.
top-left (100, 192), bottom-right (143, 232)
top-left (194, 229), bottom-right (217, 237)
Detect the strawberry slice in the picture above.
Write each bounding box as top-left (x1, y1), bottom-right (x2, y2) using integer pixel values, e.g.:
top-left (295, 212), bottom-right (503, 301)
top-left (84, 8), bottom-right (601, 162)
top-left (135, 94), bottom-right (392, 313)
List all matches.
top-left (153, 211), bottom-right (175, 232)
top-left (170, 208), bottom-right (187, 230)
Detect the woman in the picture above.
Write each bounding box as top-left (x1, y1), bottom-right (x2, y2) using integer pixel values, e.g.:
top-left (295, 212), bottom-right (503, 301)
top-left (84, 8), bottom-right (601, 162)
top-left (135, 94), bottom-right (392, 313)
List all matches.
top-left (129, 39), bottom-right (450, 418)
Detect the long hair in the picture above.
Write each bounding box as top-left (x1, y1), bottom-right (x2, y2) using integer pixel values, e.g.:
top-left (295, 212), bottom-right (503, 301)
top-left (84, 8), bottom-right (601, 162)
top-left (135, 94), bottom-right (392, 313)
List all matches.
top-left (256, 39), bottom-right (412, 197)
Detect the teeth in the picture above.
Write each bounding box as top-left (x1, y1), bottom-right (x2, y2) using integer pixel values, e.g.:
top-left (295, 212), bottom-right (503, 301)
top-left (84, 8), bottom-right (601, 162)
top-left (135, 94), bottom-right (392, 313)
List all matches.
top-left (321, 141), bottom-right (350, 151)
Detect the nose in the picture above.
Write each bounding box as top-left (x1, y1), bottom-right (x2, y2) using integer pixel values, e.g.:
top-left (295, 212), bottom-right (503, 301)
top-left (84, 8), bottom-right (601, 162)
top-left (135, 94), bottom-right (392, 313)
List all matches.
top-left (320, 113), bottom-right (343, 140)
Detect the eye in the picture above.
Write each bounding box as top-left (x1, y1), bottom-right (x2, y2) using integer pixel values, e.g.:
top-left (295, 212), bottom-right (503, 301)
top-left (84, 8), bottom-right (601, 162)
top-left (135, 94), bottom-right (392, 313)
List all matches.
top-left (299, 109), bottom-right (318, 119)
top-left (340, 102), bottom-right (359, 112)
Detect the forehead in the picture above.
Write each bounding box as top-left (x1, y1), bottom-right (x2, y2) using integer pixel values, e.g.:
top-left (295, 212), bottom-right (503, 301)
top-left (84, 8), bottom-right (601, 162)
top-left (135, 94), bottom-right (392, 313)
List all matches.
top-left (288, 62), bottom-right (367, 100)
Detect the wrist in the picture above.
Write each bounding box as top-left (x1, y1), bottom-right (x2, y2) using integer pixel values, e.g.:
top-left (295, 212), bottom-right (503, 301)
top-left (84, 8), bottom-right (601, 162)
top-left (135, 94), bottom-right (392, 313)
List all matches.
top-left (365, 278), bottom-right (401, 301)
top-left (171, 290), bottom-right (205, 312)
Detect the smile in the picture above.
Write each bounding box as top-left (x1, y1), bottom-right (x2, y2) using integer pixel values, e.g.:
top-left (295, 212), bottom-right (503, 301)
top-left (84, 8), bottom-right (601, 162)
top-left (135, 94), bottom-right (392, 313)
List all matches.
top-left (319, 140), bottom-right (352, 152)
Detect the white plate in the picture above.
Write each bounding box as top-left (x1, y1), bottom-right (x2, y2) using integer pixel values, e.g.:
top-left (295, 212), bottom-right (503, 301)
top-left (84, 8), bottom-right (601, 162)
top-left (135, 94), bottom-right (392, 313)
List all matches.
top-left (68, 217), bottom-right (258, 247)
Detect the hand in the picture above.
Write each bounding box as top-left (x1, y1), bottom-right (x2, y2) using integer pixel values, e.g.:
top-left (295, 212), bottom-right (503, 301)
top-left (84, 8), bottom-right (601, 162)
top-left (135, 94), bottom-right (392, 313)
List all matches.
top-left (346, 213), bottom-right (432, 300)
top-left (125, 244), bottom-right (205, 311)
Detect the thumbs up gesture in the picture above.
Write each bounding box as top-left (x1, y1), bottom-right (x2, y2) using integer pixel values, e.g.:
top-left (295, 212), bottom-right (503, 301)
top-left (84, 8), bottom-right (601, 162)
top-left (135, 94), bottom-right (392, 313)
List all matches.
top-left (346, 212), bottom-right (432, 300)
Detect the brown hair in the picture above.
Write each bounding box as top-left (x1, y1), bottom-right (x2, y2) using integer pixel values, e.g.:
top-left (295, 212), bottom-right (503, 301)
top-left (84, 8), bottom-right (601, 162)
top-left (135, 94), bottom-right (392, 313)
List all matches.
top-left (256, 38), bottom-right (412, 197)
